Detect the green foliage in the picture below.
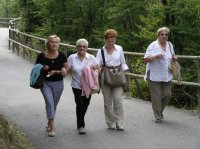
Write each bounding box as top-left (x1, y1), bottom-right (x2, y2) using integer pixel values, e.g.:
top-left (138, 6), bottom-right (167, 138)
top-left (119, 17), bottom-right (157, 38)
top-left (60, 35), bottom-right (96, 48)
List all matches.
top-left (0, 0), bottom-right (19, 17)
top-left (3, 0), bottom-right (200, 109)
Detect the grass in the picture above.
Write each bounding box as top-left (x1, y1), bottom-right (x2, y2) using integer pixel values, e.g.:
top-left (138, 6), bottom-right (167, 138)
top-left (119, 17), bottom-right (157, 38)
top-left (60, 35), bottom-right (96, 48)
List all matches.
top-left (0, 114), bottom-right (36, 149)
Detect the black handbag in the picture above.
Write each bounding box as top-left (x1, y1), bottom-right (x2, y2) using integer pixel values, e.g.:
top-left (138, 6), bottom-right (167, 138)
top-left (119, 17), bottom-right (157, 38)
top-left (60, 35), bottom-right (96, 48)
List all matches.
top-left (30, 69), bottom-right (46, 89)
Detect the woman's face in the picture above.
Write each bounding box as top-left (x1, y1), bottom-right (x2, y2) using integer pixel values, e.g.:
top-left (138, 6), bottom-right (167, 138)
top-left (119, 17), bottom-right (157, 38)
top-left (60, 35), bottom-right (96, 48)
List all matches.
top-left (158, 30), bottom-right (169, 43)
top-left (48, 38), bottom-right (59, 51)
top-left (76, 42), bottom-right (87, 56)
top-left (105, 37), bottom-right (116, 47)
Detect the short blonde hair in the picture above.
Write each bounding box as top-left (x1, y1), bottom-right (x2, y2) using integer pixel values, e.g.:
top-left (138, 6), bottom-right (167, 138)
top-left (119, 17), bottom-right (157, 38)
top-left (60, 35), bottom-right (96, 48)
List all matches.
top-left (76, 38), bottom-right (88, 47)
top-left (104, 29), bottom-right (117, 39)
top-left (45, 35), bottom-right (60, 50)
top-left (157, 27), bottom-right (170, 36)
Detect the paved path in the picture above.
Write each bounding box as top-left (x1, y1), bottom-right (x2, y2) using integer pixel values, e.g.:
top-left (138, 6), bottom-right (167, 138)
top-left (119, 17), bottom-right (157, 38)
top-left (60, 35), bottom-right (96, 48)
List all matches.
top-left (0, 28), bottom-right (200, 149)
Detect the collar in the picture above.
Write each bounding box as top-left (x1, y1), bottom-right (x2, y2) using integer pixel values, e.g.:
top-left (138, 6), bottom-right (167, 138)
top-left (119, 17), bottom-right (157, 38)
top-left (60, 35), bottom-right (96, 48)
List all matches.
top-left (103, 44), bottom-right (117, 51)
top-left (75, 52), bottom-right (90, 59)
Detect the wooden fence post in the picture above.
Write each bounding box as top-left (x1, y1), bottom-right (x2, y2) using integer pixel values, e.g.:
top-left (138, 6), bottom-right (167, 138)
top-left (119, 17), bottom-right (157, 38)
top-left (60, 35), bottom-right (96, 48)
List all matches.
top-left (195, 59), bottom-right (200, 118)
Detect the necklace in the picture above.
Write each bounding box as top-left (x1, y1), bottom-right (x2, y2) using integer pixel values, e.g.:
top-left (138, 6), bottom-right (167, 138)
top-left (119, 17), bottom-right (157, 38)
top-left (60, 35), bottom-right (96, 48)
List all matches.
top-left (158, 41), bottom-right (166, 51)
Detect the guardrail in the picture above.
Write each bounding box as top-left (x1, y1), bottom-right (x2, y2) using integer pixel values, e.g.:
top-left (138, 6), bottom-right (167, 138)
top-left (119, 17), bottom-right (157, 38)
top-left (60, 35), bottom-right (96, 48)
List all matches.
top-left (6, 21), bottom-right (200, 116)
top-left (0, 18), bottom-right (20, 29)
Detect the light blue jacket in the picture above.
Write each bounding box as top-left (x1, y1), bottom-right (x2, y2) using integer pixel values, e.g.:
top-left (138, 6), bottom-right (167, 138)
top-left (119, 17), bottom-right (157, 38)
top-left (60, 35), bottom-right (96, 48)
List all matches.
top-left (30, 64), bottom-right (43, 86)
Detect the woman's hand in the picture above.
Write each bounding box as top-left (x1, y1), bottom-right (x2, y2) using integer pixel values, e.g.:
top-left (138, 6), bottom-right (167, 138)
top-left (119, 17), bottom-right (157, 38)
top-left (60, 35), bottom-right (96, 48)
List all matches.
top-left (48, 70), bottom-right (60, 76)
top-left (90, 65), bottom-right (100, 70)
top-left (43, 65), bottom-right (49, 70)
top-left (172, 55), bottom-right (177, 62)
top-left (144, 54), bottom-right (163, 62)
top-left (154, 54), bottom-right (163, 59)
top-left (60, 67), bottom-right (67, 76)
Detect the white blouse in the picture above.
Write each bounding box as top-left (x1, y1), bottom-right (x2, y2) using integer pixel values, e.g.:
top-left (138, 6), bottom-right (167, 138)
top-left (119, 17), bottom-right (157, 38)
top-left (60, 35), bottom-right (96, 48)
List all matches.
top-left (67, 52), bottom-right (98, 89)
top-left (144, 40), bottom-right (174, 82)
top-left (96, 44), bottom-right (129, 71)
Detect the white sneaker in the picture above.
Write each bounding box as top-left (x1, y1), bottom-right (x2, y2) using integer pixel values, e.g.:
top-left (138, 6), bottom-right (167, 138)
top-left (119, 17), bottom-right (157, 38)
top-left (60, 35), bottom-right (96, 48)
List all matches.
top-left (78, 127), bottom-right (86, 134)
top-left (116, 122), bottom-right (124, 131)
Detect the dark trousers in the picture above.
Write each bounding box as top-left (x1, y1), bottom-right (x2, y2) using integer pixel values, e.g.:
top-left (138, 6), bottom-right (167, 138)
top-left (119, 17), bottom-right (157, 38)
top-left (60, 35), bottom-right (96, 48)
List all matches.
top-left (72, 88), bottom-right (91, 129)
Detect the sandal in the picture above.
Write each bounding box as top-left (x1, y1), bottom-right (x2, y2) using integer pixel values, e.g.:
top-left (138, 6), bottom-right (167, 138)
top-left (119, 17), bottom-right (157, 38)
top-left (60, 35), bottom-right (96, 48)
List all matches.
top-left (46, 125), bottom-right (51, 132)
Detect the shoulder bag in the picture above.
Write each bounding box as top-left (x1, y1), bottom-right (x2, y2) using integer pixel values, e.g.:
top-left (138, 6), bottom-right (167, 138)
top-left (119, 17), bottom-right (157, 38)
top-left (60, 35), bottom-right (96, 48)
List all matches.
top-left (168, 42), bottom-right (181, 84)
top-left (101, 48), bottom-right (126, 87)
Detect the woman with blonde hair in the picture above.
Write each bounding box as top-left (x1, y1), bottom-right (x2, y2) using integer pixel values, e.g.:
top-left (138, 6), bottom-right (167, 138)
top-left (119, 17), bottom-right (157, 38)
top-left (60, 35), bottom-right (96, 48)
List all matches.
top-left (35, 35), bottom-right (67, 137)
top-left (144, 27), bottom-right (177, 123)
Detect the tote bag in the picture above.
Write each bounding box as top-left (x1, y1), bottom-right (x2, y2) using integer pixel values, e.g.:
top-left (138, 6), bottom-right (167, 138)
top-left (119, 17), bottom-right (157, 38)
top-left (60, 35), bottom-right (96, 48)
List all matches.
top-left (104, 66), bottom-right (126, 87)
top-left (101, 48), bottom-right (126, 87)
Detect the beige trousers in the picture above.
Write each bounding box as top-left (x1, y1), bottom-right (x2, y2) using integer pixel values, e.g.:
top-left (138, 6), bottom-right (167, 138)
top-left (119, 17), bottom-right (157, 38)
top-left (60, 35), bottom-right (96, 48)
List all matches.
top-left (101, 71), bottom-right (124, 126)
top-left (148, 80), bottom-right (171, 120)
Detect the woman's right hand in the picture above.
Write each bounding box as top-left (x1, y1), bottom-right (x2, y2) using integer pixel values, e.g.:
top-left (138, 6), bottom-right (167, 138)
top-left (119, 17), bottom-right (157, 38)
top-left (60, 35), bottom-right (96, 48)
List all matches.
top-left (154, 54), bottom-right (163, 59)
top-left (43, 65), bottom-right (49, 70)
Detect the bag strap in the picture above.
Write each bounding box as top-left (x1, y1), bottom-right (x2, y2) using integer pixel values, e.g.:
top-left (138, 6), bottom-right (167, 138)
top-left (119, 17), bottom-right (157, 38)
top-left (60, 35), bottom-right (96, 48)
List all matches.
top-left (168, 41), bottom-right (174, 56)
top-left (101, 47), bottom-right (106, 67)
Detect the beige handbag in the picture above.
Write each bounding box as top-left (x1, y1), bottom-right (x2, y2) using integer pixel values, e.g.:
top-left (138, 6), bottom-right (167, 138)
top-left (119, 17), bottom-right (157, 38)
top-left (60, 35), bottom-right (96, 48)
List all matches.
top-left (168, 42), bottom-right (181, 84)
top-left (101, 48), bottom-right (126, 87)
top-left (103, 66), bottom-right (126, 87)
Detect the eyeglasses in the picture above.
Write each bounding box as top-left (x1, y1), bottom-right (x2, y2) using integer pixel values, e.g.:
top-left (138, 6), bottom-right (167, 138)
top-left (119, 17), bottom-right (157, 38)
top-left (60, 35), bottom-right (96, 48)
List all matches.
top-left (106, 37), bottom-right (116, 42)
top-left (77, 45), bottom-right (87, 48)
top-left (160, 33), bottom-right (168, 36)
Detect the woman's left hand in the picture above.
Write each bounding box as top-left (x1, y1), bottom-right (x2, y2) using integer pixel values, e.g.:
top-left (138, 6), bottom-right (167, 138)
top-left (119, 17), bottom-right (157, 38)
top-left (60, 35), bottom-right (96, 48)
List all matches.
top-left (172, 55), bottom-right (177, 62)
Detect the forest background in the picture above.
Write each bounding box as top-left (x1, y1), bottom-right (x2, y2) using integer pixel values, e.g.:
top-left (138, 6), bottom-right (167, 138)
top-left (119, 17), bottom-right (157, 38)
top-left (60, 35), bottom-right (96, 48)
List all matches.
top-left (1, 0), bottom-right (200, 109)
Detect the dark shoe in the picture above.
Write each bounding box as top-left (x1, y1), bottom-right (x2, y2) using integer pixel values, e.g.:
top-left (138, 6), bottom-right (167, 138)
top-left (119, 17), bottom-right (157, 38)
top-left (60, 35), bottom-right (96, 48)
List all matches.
top-left (161, 114), bottom-right (164, 119)
top-left (78, 127), bottom-right (86, 134)
top-left (155, 119), bottom-right (161, 123)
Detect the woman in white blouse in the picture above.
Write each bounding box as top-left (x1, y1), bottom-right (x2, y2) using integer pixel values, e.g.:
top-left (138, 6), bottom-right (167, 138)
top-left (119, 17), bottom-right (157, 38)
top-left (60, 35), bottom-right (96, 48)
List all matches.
top-left (144, 27), bottom-right (177, 123)
top-left (67, 38), bottom-right (99, 134)
top-left (96, 29), bottom-right (129, 131)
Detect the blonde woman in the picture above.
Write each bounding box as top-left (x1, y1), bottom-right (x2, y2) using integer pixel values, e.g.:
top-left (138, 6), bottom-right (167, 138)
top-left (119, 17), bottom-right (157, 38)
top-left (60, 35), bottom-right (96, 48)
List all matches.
top-left (144, 27), bottom-right (177, 123)
top-left (35, 35), bottom-right (67, 137)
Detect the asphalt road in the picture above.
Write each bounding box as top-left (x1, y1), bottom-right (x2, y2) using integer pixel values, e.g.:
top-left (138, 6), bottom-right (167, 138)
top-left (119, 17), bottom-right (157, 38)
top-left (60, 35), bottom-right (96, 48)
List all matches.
top-left (0, 28), bottom-right (200, 149)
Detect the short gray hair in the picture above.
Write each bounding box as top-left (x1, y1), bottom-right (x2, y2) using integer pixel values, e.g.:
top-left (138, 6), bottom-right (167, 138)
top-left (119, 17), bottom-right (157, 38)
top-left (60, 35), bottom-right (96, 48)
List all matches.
top-left (76, 38), bottom-right (88, 47)
top-left (157, 27), bottom-right (170, 36)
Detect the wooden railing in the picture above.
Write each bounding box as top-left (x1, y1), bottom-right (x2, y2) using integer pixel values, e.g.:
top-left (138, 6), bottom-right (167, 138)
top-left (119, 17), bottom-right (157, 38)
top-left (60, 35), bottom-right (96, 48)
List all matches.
top-left (0, 18), bottom-right (20, 29)
top-left (6, 18), bottom-right (200, 116)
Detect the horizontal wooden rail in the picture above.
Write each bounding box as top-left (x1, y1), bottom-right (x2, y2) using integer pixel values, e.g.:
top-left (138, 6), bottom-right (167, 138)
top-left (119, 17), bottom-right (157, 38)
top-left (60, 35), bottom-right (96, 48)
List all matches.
top-left (5, 17), bottom-right (200, 115)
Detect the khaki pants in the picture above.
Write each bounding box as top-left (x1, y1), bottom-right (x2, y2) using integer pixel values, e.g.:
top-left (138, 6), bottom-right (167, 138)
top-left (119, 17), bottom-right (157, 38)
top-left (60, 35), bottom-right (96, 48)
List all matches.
top-left (101, 71), bottom-right (124, 126)
top-left (148, 80), bottom-right (171, 120)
